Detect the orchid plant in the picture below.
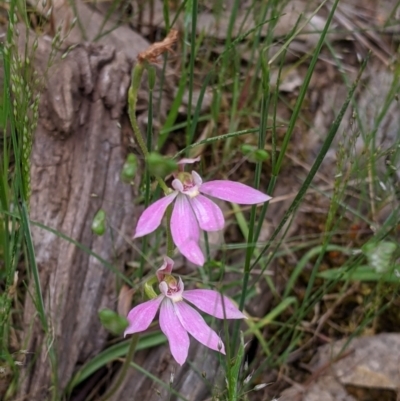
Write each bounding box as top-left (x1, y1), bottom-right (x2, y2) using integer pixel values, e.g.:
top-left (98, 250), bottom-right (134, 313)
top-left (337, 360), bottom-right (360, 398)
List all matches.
top-left (123, 31), bottom-right (271, 366)
top-left (127, 157), bottom-right (271, 364)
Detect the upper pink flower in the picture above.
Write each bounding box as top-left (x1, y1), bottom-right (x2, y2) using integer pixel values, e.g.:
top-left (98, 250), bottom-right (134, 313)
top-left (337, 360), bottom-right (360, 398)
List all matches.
top-left (124, 257), bottom-right (245, 365)
top-left (134, 168), bottom-right (271, 266)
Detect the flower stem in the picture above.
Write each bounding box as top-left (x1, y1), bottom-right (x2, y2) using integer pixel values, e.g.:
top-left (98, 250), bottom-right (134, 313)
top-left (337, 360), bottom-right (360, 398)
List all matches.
top-left (128, 62), bottom-right (147, 156)
top-left (128, 62), bottom-right (169, 194)
top-left (97, 334), bottom-right (139, 401)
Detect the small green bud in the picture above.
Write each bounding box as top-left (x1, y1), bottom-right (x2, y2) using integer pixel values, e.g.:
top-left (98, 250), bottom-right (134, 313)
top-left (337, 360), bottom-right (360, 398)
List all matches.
top-left (253, 149), bottom-right (270, 162)
top-left (120, 153), bottom-right (138, 183)
top-left (91, 209), bottom-right (106, 235)
top-left (240, 144), bottom-right (269, 163)
top-left (98, 309), bottom-right (128, 335)
top-left (240, 144), bottom-right (255, 155)
top-left (147, 152), bottom-right (178, 178)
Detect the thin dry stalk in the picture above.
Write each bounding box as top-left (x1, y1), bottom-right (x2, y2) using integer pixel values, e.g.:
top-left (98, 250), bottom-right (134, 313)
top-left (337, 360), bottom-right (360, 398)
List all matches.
top-left (138, 29), bottom-right (179, 64)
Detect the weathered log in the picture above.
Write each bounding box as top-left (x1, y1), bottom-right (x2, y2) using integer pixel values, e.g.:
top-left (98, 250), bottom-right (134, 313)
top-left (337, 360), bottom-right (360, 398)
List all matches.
top-left (15, 24), bottom-right (224, 401)
top-left (19, 41), bottom-right (137, 398)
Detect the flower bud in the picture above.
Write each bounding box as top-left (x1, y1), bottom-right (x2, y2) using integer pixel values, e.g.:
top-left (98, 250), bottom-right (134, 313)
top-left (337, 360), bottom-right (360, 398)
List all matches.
top-left (147, 152), bottom-right (178, 178)
top-left (91, 209), bottom-right (106, 236)
top-left (240, 144), bottom-right (269, 163)
top-left (121, 153), bottom-right (138, 183)
top-left (98, 308), bottom-right (128, 335)
top-left (253, 149), bottom-right (270, 162)
top-left (240, 144), bottom-right (255, 155)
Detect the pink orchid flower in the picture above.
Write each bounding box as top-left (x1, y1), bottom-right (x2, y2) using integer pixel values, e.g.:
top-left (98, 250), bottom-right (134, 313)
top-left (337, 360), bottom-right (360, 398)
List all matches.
top-left (124, 257), bottom-right (245, 365)
top-left (134, 163), bottom-right (271, 266)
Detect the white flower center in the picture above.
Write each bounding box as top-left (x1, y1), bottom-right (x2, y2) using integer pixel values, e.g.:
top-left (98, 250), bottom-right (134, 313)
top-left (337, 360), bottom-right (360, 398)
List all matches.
top-left (172, 172), bottom-right (200, 198)
top-left (183, 184), bottom-right (199, 198)
top-left (160, 277), bottom-right (184, 302)
top-left (166, 283), bottom-right (183, 302)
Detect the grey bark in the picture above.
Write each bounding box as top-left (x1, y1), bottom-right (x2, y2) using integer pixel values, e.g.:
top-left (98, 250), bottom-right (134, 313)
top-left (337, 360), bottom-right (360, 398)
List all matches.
top-left (15, 23), bottom-right (219, 401)
top-left (18, 41), bottom-right (137, 398)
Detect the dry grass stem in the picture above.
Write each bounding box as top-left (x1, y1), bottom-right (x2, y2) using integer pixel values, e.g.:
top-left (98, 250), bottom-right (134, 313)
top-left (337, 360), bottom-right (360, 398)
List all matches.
top-left (138, 29), bottom-right (179, 64)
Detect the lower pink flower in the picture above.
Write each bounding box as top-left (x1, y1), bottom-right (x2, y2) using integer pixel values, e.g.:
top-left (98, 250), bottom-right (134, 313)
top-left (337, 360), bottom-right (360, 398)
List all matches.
top-left (124, 257), bottom-right (245, 365)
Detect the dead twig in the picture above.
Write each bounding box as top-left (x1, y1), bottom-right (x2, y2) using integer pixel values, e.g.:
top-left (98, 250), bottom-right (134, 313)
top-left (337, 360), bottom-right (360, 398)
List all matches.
top-left (138, 29), bottom-right (179, 64)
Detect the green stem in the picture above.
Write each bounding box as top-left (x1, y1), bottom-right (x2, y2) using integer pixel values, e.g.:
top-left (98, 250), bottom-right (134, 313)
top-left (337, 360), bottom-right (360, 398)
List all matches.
top-left (128, 62), bottom-right (169, 193)
top-left (185, 0), bottom-right (198, 149)
top-left (128, 63), bottom-right (147, 156)
top-left (97, 334), bottom-right (139, 401)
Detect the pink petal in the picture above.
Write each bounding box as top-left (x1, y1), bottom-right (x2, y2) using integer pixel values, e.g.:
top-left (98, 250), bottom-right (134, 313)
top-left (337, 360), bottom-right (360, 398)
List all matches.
top-left (191, 171), bottom-right (202, 187)
top-left (175, 301), bottom-right (225, 354)
top-left (124, 296), bottom-right (163, 336)
top-left (134, 192), bottom-right (177, 238)
top-left (156, 256), bottom-right (175, 282)
top-left (190, 195), bottom-right (225, 232)
top-left (172, 178), bottom-right (184, 192)
top-left (177, 156), bottom-right (201, 165)
top-left (171, 194), bottom-right (204, 266)
top-left (159, 299), bottom-right (190, 365)
top-left (200, 180), bottom-right (271, 204)
top-left (183, 289), bottom-right (245, 319)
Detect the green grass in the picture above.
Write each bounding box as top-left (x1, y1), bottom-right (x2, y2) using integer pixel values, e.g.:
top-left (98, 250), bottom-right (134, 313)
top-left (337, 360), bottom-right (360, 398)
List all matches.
top-left (1, 0), bottom-right (400, 400)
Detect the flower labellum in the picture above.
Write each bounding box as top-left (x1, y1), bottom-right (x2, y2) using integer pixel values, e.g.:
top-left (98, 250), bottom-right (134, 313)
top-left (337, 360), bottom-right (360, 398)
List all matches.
top-left (134, 167), bottom-right (271, 266)
top-left (124, 257), bottom-right (245, 365)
